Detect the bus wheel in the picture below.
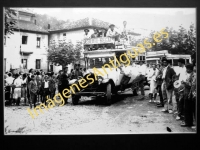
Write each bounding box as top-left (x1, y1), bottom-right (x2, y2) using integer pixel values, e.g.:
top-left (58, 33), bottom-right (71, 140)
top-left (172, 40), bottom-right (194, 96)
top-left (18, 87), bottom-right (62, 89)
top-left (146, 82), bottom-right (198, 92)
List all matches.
top-left (72, 95), bottom-right (80, 105)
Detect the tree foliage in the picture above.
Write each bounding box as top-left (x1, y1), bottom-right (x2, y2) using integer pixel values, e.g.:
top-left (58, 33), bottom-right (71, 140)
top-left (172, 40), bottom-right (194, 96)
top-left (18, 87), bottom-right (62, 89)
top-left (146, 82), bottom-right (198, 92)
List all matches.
top-left (148, 24), bottom-right (196, 55)
top-left (4, 7), bottom-right (17, 37)
top-left (35, 13), bottom-right (70, 30)
top-left (130, 23), bottom-right (196, 56)
top-left (47, 40), bottom-right (82, 68)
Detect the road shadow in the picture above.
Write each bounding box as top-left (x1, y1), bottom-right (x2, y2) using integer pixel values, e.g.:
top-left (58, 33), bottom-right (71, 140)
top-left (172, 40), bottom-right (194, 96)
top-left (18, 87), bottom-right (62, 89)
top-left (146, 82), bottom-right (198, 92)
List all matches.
top-left (77, 93), bottom-right (135, 106)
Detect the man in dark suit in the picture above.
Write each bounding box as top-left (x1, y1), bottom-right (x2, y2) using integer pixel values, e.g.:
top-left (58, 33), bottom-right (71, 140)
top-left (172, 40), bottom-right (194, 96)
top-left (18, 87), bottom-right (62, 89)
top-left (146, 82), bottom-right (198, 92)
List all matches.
top-left (58, 67), bottom-right (70, 104)
top-left (29, 75), bottom-right (38, 108)
top-left (74, 64), bottom-right (83, 79)
top-left (161, 57), bottom-right (176, 113)
top-left (27, 69), bottom-right (34, 105)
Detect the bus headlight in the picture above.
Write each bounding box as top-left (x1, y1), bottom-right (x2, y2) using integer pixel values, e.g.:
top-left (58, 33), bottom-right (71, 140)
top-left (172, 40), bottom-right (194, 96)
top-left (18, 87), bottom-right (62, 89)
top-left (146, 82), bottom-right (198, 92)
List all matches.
top-left (97, 76), bottom-right (103, 84)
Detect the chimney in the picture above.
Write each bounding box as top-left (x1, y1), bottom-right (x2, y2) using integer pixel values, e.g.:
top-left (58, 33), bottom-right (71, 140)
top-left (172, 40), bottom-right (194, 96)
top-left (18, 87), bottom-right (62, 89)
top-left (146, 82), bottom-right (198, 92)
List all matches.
top-left (34, 20), bottom-right (36, 25)
top-left (48, 24), bottom-right (50, 29)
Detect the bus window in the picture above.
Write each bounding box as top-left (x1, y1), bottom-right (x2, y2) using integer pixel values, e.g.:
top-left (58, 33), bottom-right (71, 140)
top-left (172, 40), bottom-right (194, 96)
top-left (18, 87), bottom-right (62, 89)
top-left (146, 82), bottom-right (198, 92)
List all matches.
top-left (186, 59), bottom-right (189, 64)
top-left (168, 59), bottom-right (172, 66)
top-left (173, 59), bottom-right (178, 66)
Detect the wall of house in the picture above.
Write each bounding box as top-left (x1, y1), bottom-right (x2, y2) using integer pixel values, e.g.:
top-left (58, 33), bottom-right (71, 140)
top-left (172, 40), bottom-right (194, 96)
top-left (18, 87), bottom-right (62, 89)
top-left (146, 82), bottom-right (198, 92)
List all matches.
top-left (49, 28), bottom-right (94, 73)
top-left (4, 31), bottom-right (49, 73)
top-left (49, 28), bottom-right (94, 44)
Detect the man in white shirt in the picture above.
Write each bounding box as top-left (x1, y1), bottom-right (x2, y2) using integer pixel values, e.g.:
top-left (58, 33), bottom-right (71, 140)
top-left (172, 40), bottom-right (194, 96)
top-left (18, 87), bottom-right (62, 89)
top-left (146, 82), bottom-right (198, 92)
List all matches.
top-left (83, 29), bottom-right (91, 51)
top-left (13, 73), bottom-right (23, 106)
top-left (174, 58), bottom-right (187, 120)
top-left (5, 72), bottom-right (14, 86)
top-left (106, 24), bottom-right (120, 42)
top-left (176, 58), bottom-right (187, 82)
top-left (83, 29), bottom-right (90, 39)
top-left (5, 72), bottom-right (15, 103)
top-left (119, 63), bottom-right (132, 92)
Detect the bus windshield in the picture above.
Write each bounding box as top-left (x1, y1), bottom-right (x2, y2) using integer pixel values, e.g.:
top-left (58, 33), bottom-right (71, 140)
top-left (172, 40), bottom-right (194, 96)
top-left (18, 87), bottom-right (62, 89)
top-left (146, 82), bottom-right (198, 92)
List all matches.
top-left (87, 57), bottom-right (115, 69)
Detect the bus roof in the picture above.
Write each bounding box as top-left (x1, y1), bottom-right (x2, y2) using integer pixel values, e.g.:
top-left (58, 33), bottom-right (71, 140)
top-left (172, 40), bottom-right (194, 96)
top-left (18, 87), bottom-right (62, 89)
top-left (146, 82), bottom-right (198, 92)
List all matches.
top-left (83, 47), bottom-right (139, 54)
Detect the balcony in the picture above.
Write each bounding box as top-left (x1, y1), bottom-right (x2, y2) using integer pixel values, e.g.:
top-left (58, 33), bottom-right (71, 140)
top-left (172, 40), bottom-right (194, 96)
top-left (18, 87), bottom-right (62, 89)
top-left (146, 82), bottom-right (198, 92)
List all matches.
top-left (20, 45), bottom-right (33, 55)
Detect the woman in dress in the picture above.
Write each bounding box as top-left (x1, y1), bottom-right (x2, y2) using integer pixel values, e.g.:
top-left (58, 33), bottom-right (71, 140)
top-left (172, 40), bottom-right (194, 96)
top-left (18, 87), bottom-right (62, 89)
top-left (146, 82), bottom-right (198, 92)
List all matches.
top-left (148, 64), bottom-right (159, 103)
top-left (12, 73), bottom-right (23, 106)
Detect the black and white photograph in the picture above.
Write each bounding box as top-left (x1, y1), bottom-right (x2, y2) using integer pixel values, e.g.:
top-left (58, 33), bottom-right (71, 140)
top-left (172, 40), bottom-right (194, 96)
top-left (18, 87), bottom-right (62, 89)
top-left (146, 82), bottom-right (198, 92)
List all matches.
top-left (3, 7), bottom-right (197, 134)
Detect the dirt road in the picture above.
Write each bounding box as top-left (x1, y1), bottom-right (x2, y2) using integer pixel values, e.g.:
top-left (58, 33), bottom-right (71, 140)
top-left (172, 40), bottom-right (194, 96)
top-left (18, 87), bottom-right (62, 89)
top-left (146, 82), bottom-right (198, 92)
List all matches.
top-left (4, 90), bottom-right (195, 134)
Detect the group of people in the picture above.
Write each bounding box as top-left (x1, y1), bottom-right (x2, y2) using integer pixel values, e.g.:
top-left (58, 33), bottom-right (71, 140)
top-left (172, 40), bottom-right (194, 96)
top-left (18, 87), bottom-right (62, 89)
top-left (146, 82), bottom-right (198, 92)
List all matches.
top-left (83, 24), bottom-right (128, 50)
top-left (119, 57), bottom-right (196, 129)
top-left (4, 64), bottom-right (87, 109)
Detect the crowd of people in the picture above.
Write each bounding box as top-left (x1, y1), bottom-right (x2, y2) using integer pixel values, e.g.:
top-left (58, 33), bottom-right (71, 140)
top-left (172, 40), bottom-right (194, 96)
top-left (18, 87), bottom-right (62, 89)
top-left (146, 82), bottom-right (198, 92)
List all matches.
top-left (4, 65), bottom-right (86, 109)
top-left (4, 56), bottom-right (196, 129)
top-left (119, 57), bottom-right (196, 129)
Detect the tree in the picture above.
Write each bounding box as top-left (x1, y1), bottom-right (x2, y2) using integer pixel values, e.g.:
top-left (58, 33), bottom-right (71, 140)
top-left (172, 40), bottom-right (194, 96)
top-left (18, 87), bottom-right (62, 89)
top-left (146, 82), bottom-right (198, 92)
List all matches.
top-left (147, 24), bottom-right (196, 55)
top-left (4, 7), bottom-right (17, 38)
top-left (47, 39), bottom-right (82, 69)
top-left (35, 13), bottom-right (70, 30)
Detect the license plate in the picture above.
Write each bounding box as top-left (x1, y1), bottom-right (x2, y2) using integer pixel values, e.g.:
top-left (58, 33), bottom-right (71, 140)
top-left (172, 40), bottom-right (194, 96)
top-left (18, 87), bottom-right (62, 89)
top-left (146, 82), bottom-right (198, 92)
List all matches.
top-left (81, 96), bottom-right (92, 100)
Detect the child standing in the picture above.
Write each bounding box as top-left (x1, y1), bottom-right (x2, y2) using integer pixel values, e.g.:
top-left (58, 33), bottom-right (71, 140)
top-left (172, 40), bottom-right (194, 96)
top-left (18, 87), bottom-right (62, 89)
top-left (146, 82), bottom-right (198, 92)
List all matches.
top-left (28, 75), bottom-right (38, 109)
top-left (49, 73), bottom-right (56, 99)
top-left (41, 75), bottom-right (50, 106)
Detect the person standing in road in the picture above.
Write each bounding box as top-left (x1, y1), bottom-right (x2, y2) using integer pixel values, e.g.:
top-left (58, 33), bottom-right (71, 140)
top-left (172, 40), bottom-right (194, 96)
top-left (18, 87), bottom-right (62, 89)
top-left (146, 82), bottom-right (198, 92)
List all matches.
top-left (36, 71), bottom-right (42, 103)
top-left (58, 67), bottom-right (70, 104)
top-left (188, 65), bottom-right (196, 129)
top-left (49, 72), bottom-right (56, 99)
top-left (28, 75), bottom-right (38, 109)
top-left (148, 64), bottom-right (159, 103)
top-left (174, 58), bottom-right (187, 120)
top-left (137, 61), bottom-right (146, 99)
top-left (41, 75), bottom-right (50, 106)
top-left (5, 72), bottom-right (14, 104)
top-left (161, 58), bottom-right (176, 114)
top-left (180, 64), bottom-right (195, 127)
top-left (74, 64), bottom-right (83, 79)
top-left (27, 69), bottom-right (34, 105)
top-left (21, 73), bottom-right (28, 106)
top-left (156, 63), bottom-right (165, 107)
top-left (12, 73), bottom-right (23, 106)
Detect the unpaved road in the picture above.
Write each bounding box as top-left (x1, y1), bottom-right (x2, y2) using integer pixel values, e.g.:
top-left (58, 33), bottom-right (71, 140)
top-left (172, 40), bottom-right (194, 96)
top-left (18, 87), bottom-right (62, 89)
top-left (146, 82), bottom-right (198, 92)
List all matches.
top-left (4, 90), bottom-right (195, 134)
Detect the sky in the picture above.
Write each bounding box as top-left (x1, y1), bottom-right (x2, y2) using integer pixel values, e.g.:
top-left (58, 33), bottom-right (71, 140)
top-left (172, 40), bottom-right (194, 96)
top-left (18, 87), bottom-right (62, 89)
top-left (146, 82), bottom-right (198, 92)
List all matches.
top-left (27, 8), bottom-right (196, 35)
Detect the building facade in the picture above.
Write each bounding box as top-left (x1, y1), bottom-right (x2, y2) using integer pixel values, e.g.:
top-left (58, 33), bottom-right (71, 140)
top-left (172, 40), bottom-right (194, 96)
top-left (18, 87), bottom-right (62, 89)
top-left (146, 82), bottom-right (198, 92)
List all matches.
top-left (4, 9), bottom-right (145, 74)
top-left (4, 8), bottom-right (49, 73)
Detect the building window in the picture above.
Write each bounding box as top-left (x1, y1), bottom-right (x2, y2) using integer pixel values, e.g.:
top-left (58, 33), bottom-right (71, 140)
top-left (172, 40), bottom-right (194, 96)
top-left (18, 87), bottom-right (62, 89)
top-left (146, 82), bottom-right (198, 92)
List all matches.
top-left (36, 59), bottom-right (41, 69)
top-left (22, 36), bottom-right (28, 44)
top-left (37, 37), bottom-right (41, 48)
top-left (21, 59), bottom-right (27, 69)
top-left (50, 64), bottom-right (53, 72)
top-left (186, 59), bottom-right (190, 64)
top-left (173, 59), bottom-right (178, 66)
top-left (63, 33), bottom-right (66, 40)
